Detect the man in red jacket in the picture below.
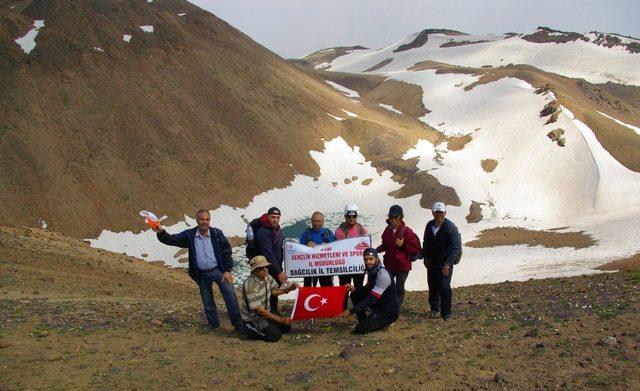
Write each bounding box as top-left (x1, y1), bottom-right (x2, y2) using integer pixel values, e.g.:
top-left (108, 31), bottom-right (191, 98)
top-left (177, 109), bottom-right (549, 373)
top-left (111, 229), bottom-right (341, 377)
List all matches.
top-left (376, 205), bottom-right (421, 304)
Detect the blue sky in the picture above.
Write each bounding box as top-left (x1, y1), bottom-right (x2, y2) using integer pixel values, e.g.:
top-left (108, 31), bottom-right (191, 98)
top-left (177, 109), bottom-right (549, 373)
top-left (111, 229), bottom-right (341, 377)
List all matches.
top-left (188, 0), bottom-right (640, 58)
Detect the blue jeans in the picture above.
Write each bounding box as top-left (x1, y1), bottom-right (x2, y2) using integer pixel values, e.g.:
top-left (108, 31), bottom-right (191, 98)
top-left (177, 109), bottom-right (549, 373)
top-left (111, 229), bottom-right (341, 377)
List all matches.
top-left (197, 269), bottom-right (241, 328)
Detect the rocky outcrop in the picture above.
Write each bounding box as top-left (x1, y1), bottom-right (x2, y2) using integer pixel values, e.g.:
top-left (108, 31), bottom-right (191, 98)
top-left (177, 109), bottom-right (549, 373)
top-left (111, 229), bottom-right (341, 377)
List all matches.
top-left (522, 27), bottom-right (589, 44)
top-left (547, 128), bottom-right (566, 147)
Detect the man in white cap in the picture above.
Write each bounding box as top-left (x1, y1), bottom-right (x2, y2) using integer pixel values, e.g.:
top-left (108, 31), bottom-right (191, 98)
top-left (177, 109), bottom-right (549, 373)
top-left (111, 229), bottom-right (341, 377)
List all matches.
top-left (422, 202), bottom-right (461, 321)
top-left (240, 256), bottom-right (298, 342)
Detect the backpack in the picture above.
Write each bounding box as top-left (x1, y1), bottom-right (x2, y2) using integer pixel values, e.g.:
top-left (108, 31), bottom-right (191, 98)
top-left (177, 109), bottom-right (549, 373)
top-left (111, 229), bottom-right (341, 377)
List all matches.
top-left (338, 222), bottom-right (364, 238)
top-left (400, 225), bottom-right (423, 262)
top-left (245, 217), bottom-right (263, 259)
top-left (302, 227), bottom-right (330, 245)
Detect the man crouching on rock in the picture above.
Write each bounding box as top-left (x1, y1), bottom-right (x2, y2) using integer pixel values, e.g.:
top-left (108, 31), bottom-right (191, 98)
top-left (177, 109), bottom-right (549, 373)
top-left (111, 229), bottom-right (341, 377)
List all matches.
top-left (339, 248), bottom-right (400, 334)
top-left (241, 256), bottom-right (298, 342)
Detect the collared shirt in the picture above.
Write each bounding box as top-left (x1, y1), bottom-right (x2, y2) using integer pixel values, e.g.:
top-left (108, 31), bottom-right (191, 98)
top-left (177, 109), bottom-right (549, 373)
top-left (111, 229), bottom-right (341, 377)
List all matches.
top-left (194, 229), bottom-right (218, 270)
top-left (240, 274), bottom-right (279, 323)
top-left (431, 224), bottom-right (441, 236)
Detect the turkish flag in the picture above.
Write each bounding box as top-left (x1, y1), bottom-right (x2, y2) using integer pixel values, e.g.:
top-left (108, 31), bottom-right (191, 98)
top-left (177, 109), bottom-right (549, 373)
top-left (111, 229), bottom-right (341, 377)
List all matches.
top-left (291, 286), bottom-right (348, 320)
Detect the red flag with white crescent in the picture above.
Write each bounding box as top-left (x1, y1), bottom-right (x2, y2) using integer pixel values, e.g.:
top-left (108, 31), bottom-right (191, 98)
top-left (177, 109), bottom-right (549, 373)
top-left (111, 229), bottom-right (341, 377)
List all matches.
top-left (291, 286), bottom-right (348, 320)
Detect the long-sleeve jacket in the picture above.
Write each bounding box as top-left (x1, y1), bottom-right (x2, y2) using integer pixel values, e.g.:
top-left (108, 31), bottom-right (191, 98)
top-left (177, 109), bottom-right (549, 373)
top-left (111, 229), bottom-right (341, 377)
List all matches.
top-left (422, 218), bottom-right (461, 267)
top-left (299, 227), bottom-right (336, 245)
top-left (157, 227), bottom-right (233, 282)
top-left (256, 214), bottom-right (284, 275)
top-left (376, 220), bottom-right (422, 273)
top-left (352, 264), bottom-right (400, 319)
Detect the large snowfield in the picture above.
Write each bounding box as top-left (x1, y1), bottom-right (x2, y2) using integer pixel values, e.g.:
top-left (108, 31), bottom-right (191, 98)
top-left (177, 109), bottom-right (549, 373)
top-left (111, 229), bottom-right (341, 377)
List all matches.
top-left (88, 28), bottom-right (640, 291)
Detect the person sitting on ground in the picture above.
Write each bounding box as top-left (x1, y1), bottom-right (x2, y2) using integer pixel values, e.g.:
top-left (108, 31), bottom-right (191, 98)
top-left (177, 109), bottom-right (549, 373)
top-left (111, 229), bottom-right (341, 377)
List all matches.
top-left (240, 256), bottom-right (298, 342)
top-left (376, 204), bottom-right (421, 305)
top-left (339, 248), bottom-right (400, 334)
top-left (299, 211), bottom-right (336, 287)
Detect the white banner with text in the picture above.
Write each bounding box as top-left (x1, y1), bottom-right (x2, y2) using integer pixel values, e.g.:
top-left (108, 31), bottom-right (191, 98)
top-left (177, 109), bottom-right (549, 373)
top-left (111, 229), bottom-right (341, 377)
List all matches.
top-left (284, 235), bottom-right (372, 278)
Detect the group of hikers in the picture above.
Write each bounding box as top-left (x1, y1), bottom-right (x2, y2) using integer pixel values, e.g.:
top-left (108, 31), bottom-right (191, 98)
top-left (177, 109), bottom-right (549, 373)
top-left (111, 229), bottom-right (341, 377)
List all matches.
top-left (152, 201), bottom-right (462, 342)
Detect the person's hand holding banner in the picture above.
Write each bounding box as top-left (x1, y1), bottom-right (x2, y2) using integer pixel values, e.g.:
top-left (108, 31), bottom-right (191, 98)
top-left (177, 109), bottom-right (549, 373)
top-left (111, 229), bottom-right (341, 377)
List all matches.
top-left (291, 286), bottom-right (348, 320)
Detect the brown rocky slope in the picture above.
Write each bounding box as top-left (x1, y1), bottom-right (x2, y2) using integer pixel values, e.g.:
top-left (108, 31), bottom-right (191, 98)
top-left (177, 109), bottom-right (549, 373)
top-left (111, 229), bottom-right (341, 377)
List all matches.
top-left (1, 226), bottom-right (639, 389)
top-left (0, 0), bottom-right (433, 238)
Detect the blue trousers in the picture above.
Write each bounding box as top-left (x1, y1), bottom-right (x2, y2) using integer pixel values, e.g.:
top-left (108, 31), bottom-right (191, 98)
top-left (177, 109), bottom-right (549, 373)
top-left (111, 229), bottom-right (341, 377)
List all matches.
top-left (427, 262), bottom-right (453, 318)
top-left (197, 269), bottom-right (241, 328)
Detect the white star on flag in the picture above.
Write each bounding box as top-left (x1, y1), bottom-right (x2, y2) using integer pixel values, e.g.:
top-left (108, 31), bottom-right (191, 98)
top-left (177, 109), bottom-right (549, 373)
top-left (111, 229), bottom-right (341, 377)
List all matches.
top-left (320, 297), bottom-right (328, 305)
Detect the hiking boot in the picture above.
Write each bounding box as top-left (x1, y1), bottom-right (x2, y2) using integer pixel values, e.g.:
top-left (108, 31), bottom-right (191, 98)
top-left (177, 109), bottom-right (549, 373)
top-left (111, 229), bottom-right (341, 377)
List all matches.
top-left (442, 314), bottom-right (452, 322)
top-left (427, 310), bottom-right (440, 318)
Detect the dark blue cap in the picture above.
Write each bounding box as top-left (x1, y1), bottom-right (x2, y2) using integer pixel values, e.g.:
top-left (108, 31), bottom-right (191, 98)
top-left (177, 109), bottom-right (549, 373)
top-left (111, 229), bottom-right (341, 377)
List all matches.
top-left (388, 204), bottom-right (403, 217)
top-left (363, 247), bottom-right (378, 257)
top-left (267, 207), bottom-right (281, 216)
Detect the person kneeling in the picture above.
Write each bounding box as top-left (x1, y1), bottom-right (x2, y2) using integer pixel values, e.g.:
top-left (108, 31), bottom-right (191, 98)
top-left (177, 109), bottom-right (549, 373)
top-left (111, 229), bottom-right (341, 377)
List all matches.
top-left (241, 256), bottom-right (298, 342)
top-left (339, 248), bottom-right (400, 334)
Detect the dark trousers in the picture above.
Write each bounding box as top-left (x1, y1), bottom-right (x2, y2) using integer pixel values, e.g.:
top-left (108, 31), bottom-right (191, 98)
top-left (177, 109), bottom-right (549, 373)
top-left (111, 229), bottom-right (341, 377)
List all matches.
top-left (389, 270), bottom-right (409, 304)
top-left (243, 319), bottom-right (291, 342)
top-left (303, 276), bottom-right (334, 287)
top-left (339, 273), bottom-right (365, 309)
top-left (427, 262), bottom-right (453, 318)
top-left (350, 289), bottom-right (398, 334)
top-left (197, 269), bottom-right (242, 328)
top-left (268, 269), bottom-right (280, 313)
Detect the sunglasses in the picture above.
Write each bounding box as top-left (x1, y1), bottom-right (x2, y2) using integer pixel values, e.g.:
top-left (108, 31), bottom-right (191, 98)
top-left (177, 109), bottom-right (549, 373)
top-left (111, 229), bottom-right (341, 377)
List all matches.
top-left (345, 214), bottom-right (357, 218)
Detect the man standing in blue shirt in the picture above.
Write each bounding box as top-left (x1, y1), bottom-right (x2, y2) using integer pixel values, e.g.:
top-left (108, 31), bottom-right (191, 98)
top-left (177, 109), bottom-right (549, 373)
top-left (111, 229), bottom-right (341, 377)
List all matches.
top-left (153, 209), bottom-right (242, 332)
top-left (299, 211), bottom-right (336, 287)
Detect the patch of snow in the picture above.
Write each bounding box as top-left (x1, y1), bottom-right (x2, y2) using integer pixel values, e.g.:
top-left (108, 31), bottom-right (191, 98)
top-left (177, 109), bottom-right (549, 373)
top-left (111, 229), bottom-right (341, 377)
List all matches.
top-left (88, 137), bottom-right (426, 275)
top-left (314, 62), bottom-right (330, 70)
top-left (14, 19), bottom-right (45, 55)
top-left (40, 220), bottom-right (47, 230)
top-left (139, 25), bottom-right (154, 33)
top-left (378, 103), bottom-right (404, 115)
top-left (93, 47), bottom-right (104, 52)
top-left (327, 113), bottom-right (345, 121)
top-left (598, 111), bottom-right (640, 136)
top-left (325, 80), bottom-right (360, 98)
top-left (178, 13), bottom-right (187, 16)
top-left (327, 30), bottom-right (640, 86)
top-left (123, 34), bottom-right (132, 43)
top-left (10, 5), bottom-right (16, 9)
top-left (341, 109), bottom-right (358, 118)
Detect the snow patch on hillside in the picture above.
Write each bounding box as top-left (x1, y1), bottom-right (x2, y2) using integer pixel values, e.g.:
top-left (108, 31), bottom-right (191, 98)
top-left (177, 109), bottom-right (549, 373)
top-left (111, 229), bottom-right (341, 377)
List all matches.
top-left (139, 25), bottom-right (154, 33)
top-left (328, 31), bottom-right (640, 85)
top-left (325, 80), bottom-right (360, 99)
top-left (15, 20), bottom-right (44, 55)
top-left (378, 103), bottom-right (404, 115)
top-left (598, 111), bottom-right (640, 136)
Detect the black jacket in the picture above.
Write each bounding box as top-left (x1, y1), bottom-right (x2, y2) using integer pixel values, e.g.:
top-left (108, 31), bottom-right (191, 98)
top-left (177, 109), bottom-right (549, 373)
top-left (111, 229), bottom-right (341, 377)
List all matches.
top-left (157, 227), bottom-right (233, 282)
top-left (423, 218), bottom-right (461, 267)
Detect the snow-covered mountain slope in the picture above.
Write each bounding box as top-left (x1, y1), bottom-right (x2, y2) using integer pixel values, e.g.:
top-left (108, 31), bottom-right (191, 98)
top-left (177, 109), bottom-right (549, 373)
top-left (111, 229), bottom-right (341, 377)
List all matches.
top-left (320, 27), bottom-right (640, 85)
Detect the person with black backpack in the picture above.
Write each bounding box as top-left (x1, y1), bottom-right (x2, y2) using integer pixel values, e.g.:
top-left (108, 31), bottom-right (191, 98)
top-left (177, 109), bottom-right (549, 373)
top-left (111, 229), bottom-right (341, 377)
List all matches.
top-left (255, 207), bottom-right (286, 314)
top-left (376, 205), bottom-right (422, 305)
top-left (298, 211), bottom-right (336, 287)
top-left (422, 202), bottom-right (462, 321)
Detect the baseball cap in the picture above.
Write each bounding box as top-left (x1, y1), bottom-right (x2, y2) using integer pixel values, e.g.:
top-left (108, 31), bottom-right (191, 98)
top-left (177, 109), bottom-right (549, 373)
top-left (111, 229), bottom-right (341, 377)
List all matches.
top-left (249, 255), bottom-right (270, 271)
top-left (267, 207), bottom-right (281, 216)
top-left (432, 202), bottom-right (446, 213)
top-left (363, 247), bottom-right (378, 258)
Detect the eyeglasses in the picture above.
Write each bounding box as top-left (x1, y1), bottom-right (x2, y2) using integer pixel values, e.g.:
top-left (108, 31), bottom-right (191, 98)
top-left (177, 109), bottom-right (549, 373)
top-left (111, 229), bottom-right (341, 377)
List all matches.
top-left (345, 215), bottom-right (357, 218)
